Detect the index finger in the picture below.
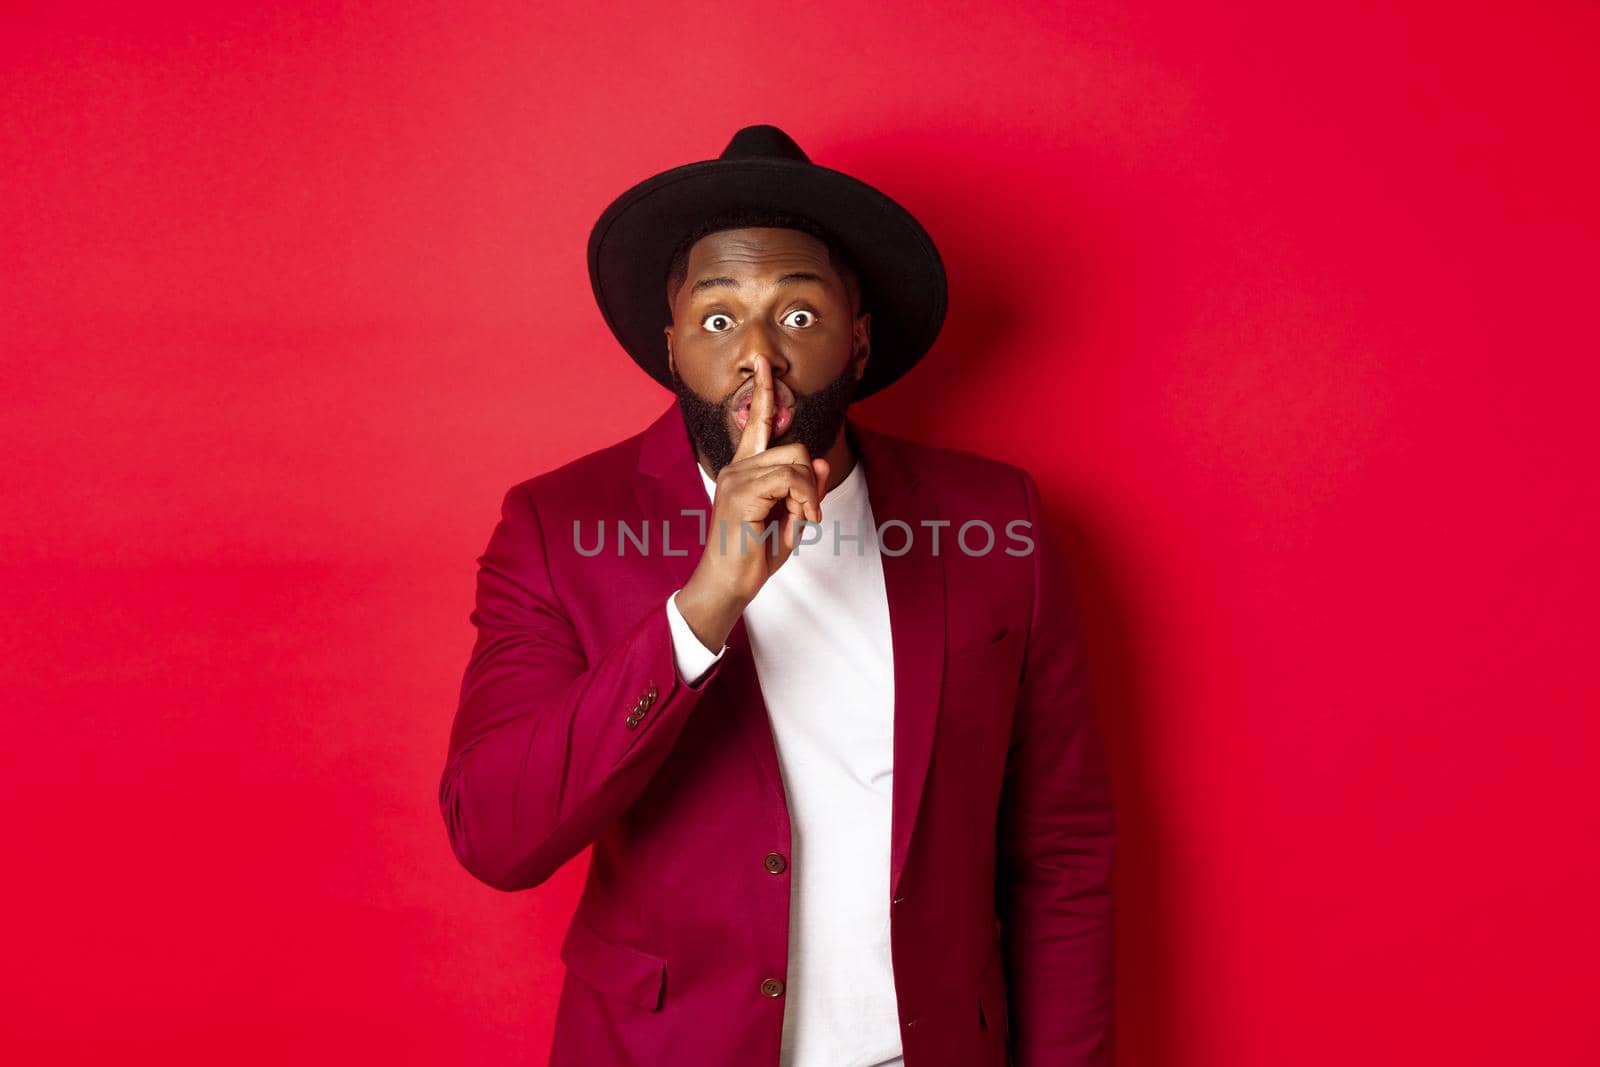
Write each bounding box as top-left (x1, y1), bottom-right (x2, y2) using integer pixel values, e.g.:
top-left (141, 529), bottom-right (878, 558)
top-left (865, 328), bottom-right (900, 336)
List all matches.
top-left (731, 353), bottom-right (774, 461)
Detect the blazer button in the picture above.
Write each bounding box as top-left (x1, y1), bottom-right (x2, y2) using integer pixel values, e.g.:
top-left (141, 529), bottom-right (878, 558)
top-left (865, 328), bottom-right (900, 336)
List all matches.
top-left (763, 852), bottom-right (787, 874)
top-left (759, 977), bottom-right (785, 997)
top-left (625, 712), bottom-right (642, 729)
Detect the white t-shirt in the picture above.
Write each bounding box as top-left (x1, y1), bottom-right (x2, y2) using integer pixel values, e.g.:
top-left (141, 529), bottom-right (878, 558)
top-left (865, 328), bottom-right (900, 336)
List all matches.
top-left (664, 455), bottom-right (905, 1067)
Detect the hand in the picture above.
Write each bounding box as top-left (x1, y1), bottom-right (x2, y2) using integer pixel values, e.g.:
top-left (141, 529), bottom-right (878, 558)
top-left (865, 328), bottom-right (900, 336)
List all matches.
top-left (674, 354), bottom-right (830, 651)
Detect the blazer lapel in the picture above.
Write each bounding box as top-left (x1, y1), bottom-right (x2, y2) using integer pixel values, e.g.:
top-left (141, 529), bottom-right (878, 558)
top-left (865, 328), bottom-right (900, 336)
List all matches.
top-left (634, 405), bottom-right (949, 896)
top-left (634, 403), bottom-right (710, 597)
top-left (848, 417), bottom-right (947, 898)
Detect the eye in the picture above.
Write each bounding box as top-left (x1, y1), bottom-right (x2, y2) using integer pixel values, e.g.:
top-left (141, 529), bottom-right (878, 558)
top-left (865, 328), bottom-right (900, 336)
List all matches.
top-left (782, 309), bottom-right (817, 328)
top-left (701, 312), bottom-right (735, 333)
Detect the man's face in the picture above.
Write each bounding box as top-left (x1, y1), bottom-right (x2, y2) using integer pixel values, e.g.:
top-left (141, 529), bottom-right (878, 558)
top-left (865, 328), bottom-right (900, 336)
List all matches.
top-left (664, 227), bottom-right (871, 476)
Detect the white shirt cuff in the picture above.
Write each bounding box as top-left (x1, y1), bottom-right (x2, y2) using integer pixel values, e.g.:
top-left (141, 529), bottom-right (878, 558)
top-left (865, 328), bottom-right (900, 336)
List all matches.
top-left (665, 589), bottom-right (726, 685)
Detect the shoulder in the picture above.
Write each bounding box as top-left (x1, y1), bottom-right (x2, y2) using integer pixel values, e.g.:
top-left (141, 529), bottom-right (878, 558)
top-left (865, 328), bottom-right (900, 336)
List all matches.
top-left (496, 425), bottom-right (650, 520)
top-left (856, 424), bottom-right (1038, 515)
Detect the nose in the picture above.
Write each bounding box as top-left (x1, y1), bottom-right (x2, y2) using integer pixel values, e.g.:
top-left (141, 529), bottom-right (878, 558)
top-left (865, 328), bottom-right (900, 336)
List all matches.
top-left (735, 319), bottom-right (790, 383)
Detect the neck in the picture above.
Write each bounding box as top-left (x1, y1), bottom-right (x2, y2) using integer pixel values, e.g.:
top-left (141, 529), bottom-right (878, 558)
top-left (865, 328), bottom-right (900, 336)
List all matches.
top-left (817, 425), bottom-right (857, 494)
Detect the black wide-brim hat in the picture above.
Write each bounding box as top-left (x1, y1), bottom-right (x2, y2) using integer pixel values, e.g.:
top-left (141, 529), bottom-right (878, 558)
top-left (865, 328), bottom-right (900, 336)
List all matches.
top-left (587, 124), bottom-right (947, 400)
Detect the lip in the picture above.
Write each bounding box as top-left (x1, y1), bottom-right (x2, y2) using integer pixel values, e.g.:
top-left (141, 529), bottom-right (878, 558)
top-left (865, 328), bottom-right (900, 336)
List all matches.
top-left (735, 403), bottom-right (794, 436)
top-left (732, 378), bottom-right (797, 413)
top-left (731, 377), bottom-right (797, 438)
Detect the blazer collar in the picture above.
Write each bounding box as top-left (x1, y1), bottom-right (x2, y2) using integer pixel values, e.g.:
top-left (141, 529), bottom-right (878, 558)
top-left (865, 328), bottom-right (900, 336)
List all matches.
top-left (633, 402), bottom-right (945, 896)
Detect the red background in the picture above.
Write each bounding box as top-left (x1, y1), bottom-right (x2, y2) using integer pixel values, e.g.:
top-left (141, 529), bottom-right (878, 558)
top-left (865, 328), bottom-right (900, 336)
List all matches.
top-left (4, 3), bottom-right (1596, 1064)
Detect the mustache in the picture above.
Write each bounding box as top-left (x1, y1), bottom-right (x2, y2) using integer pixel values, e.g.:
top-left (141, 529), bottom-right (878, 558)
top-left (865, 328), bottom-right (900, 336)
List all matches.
top-left (671, 364), bottom-right (859, 478)
top-left (722, 377), bottom-right (799, 412)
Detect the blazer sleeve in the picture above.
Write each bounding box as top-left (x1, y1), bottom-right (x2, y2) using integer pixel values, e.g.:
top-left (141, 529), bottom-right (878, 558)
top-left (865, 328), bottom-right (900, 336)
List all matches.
top-left (994, 468), bottom-right (1118, 1065)
top-left (439, 482), bottom-right (727, 892)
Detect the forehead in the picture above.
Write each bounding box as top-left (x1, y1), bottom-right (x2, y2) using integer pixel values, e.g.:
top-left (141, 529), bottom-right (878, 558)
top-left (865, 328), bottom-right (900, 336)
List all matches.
top-left (684, 226), bottom-right (835, 278)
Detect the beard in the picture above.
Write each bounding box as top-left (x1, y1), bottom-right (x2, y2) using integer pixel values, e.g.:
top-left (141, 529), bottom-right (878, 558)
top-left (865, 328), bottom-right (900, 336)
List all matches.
top-left (672, 361), bottom-right (859, 478)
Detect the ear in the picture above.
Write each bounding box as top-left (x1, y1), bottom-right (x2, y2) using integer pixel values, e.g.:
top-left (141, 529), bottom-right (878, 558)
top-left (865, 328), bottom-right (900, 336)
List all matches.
top-left (850, 311), bottom-right (872, 380)
top-left (663, 324), bottom-right (676, 377)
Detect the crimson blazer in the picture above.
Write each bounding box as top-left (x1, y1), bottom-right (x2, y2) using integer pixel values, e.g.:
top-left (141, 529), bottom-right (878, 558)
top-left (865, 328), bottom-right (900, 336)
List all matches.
top-left (439, 404), bottom-right (1116, 1066)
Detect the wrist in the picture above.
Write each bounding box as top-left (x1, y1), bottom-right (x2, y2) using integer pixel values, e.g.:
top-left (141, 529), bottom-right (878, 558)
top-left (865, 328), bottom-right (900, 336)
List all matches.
top-left (675, 572), bottom-right (746, 651)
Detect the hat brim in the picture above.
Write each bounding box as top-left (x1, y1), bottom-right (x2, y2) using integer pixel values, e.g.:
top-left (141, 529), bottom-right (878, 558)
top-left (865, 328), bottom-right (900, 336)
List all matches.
top-left (587, 157), bottom-right (947, 400)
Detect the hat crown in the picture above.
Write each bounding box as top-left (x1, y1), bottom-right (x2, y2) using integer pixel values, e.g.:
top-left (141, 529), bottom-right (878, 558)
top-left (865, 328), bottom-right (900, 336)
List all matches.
top-left (718, 124), bottom-right (811, 164)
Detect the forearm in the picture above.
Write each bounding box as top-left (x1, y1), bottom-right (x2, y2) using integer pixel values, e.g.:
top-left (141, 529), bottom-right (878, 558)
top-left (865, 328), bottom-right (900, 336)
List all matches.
top-left (996, 731), bottom-right (1117, 1065)
top-left (438, 482), bottom-right (726, 893)
top-left (997, 467), bottom-right (1119, 1064)
top-left (440, 596), bottom-right (720, 891)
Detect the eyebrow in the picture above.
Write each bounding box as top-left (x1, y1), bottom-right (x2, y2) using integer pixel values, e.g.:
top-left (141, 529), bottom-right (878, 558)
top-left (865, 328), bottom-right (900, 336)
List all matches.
top-left (689, 271), bottom-right (827, 297)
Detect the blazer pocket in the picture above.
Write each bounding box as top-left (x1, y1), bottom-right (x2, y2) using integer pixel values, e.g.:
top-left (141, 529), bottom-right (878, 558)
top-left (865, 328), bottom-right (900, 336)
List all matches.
top-left (976, 936), bottom-right (1010, 1039)
top-left (942, 626), bottom-right (1024, 722)
top-left (559, 915), bottom-right (667, 1012)
top-left (946, 624), bottom-right (1017, 666)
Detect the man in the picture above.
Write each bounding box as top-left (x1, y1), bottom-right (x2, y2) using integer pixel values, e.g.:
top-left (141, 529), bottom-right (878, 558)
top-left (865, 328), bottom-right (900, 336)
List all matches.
top-left (439, 124), bottom-right (1116, 1067)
